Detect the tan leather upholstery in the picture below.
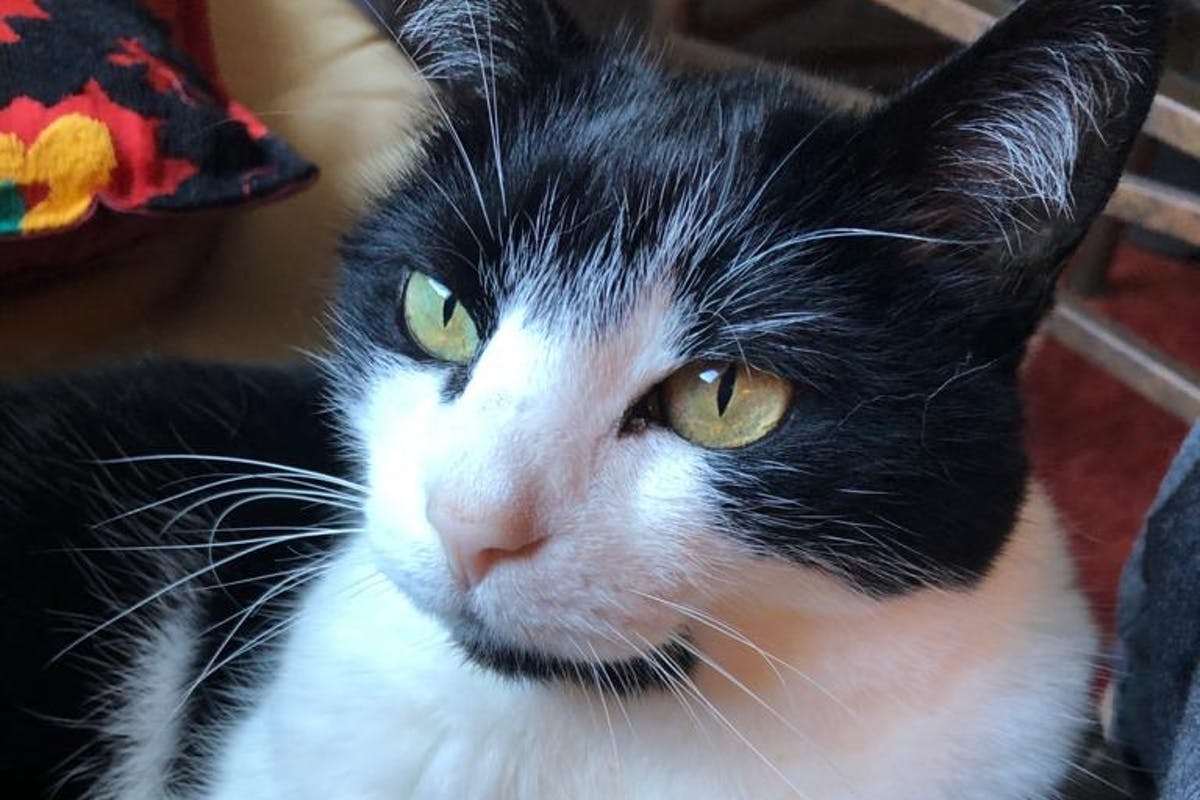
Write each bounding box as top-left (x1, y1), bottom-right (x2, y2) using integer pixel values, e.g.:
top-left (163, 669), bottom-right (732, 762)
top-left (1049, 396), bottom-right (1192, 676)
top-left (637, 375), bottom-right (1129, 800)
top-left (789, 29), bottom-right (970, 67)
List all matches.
top-left (0, 0), bottom-right (429, 375)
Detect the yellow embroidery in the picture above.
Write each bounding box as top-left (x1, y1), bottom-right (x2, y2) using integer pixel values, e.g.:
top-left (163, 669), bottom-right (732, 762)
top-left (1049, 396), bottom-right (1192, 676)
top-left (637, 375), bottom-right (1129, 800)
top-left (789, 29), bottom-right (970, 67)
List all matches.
top-left (0, 114), bottom-right (118, 233)
top-left (0, 133), bottom-right (24, 176)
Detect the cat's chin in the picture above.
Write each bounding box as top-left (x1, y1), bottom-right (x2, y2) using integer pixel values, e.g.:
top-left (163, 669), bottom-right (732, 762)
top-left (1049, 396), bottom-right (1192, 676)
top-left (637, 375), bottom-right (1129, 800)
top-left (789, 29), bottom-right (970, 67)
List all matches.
top-left (451, 620), bottom-right (696, 695)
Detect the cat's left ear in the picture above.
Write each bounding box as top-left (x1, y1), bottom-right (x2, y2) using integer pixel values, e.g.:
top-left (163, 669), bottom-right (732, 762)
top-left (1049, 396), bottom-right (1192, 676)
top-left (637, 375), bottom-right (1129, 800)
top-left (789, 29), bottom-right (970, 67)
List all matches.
top-left (383, 0), bottom-right (584, 98)
top-left (872, 0), bottom-right (1167, 281)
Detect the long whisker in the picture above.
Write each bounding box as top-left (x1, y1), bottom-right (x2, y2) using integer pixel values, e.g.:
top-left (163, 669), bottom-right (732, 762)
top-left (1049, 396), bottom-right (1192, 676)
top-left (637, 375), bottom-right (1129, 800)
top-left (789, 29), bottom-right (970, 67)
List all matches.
top-left (150, 486), bottom-right (357, 544)
top-left (669, 637), bottom-right (856, 794)
top-left (632, 590), bottom-right (855, 718)
top-left (178, 556), bottom-right (335, 713)
top-left (181, 560), bottom-right (389, 717)
top-left (427, 86), bottom-right (496, 238)
top-left (368, 0), bottom-right (500, 242)
top-left (92, 454), bottom-right (366, 494)
top-left (602, 623), bottom-right (710, 740)
top-left (726, 226), bottom-right (994, 278)
top-left (633, 633), bottom-right (812, 799)
top-left (58, 528), bottom-right (359, 554)
top-left (197, 488), bottom-right (356, 569)
top-left (464, 1), bottom-right (507, 219)
top-left (94, 473), bottom-right (356, 529)
top-left (586, 640), bottom-right (634, 734)
top-left (193, 562), bottom-right (339, 598)
top-left (183, 613), bottom-right (304, 705)
top-left (51, 536), bottom-right (316, 663)
top-left (416, 164), bottom-right (486, 250)
top-left (571, 638), bottom-right (621, 767)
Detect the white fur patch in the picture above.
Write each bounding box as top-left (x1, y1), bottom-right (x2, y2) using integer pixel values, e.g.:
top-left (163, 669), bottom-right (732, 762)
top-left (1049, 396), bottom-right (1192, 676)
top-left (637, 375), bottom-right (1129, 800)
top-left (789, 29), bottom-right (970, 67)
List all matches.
top-left (939, 18), bottom-right (1148, 234)
top-left (205, 488), bottom-right (1095, 800)
top-left (398, 0), bottom-right (527, 84)
top-left (94, 609), bottom-right (194, 800)
top-left (355, 294), bottom-right (743, 662)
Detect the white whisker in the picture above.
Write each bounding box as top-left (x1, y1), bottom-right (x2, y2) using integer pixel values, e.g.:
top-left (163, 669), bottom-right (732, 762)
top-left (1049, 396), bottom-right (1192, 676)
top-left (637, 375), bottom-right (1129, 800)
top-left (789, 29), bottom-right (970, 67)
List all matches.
top-left (632, 590), bottom-right (855, 718)
top-left (51, 535), bottom-right (321, 664)
top-left (177, 557), bottom-right (334, 713)
top-left (92, 454), bottom-right (366, 495)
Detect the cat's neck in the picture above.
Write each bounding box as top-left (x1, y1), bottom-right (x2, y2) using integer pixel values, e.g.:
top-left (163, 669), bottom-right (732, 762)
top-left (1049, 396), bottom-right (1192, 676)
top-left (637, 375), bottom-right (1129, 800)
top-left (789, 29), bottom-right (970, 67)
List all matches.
top-left (697, 484), bottom-right (1089, 721)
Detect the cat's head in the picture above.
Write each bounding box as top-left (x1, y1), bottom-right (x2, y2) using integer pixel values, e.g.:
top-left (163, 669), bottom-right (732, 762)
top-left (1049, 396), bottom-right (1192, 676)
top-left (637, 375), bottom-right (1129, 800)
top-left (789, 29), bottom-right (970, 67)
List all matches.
top-left (333, 0), bottom-right (1166, 688)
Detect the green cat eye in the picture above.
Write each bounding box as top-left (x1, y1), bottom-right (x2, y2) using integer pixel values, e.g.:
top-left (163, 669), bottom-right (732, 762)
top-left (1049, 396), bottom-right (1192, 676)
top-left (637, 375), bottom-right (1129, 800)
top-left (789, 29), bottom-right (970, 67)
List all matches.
top-left (662, 361), bottom-right (793, 449)
top-left (401, 272), bottom-right (480, 364)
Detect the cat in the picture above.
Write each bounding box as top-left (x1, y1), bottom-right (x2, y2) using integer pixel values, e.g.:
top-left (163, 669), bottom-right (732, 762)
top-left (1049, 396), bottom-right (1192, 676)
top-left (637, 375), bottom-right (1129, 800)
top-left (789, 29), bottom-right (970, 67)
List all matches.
top-left (0, 0), bottom-right (1168, 798)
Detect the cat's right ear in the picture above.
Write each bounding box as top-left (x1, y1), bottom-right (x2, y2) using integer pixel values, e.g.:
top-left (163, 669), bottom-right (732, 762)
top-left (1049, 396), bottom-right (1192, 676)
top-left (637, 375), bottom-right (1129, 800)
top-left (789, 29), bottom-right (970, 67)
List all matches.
top-left (371, 0), bottom-right (585, 99)
top-left (857, 0), bottom-right (1167, 348)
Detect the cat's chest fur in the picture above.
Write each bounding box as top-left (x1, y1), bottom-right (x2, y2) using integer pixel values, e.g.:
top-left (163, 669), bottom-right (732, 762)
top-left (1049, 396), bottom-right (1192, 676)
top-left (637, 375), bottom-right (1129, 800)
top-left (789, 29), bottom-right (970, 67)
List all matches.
top-left (201, 488), bottom-right (1093, 800)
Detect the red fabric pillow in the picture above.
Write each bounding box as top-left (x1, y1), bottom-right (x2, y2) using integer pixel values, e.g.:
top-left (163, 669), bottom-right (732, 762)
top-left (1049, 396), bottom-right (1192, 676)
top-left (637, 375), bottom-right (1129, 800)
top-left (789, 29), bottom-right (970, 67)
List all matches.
top-left (0, 0), bottom-right (316, 277)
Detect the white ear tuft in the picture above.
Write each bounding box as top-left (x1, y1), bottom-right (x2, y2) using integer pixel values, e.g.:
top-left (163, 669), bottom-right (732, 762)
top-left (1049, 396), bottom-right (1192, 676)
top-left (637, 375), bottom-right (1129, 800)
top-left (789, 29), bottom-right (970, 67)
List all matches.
top-left (882, 0), bottom-right (1167, 257)
top-left (939, 35), bottom-right (1142, 226)
top-left (387, 0), bottom-right (581, 92)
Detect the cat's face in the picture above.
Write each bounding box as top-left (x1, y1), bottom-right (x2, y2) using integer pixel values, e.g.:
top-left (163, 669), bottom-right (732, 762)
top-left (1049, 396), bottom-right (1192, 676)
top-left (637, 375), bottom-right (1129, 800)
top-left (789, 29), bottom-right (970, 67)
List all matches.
top-left (334, 0), bottom-right (1164, 686)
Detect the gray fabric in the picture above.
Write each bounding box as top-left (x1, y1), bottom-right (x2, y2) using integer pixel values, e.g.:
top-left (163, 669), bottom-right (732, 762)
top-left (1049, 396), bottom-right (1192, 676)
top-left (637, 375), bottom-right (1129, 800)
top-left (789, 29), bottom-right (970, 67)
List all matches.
top-left (1163, 678), bottom-right (1200, 799)
top-left (1116, 424), bottom-right (1200, 799)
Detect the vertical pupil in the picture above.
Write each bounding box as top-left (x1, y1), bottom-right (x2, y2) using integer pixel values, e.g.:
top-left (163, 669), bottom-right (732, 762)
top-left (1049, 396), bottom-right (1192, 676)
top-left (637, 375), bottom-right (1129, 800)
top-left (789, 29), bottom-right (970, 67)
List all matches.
top-left (716, 365), bottom-right (738, 417)
top-left (441, 296), bottom-right (457, 327)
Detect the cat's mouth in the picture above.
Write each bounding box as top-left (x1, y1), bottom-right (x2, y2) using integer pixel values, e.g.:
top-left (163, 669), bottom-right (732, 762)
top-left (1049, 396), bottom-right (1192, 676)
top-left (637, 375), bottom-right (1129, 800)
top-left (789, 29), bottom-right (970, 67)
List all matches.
top-left (452, 617), bottom-right (696, 695)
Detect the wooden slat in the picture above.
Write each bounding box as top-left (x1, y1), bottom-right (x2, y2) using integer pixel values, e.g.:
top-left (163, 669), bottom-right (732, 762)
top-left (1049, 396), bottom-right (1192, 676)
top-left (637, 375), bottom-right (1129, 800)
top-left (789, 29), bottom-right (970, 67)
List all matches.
top-left (1150, 72), bottom-right (1200, 162)
top-left (1046, 297), bottom-right (1200, 422)
top-left (872, 0), bottom-right (1200, 161)
top-left (870, 0), bottom-right (1004, 41)
top-left (650, 0), bottom-right (693, 33)
top-left (690, 0), bottom-right (816, 41)
top-left (1106, 174), bottom-right (1200, 249)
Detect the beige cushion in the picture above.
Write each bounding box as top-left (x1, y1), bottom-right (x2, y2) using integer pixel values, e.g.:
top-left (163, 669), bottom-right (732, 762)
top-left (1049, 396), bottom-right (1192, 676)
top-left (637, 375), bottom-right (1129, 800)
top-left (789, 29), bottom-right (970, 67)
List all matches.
top-left (0, 0), bottom-right (429, 375)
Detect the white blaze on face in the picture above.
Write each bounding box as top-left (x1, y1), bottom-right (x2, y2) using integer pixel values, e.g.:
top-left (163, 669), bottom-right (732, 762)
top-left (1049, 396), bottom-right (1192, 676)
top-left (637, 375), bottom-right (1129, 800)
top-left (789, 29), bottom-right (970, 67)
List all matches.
top-left (356, 292), bottom-right (749, 660)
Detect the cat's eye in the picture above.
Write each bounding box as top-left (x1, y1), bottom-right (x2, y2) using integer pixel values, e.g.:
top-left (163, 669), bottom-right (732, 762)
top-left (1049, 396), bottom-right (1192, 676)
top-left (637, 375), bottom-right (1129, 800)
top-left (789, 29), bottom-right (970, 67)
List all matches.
top-left (662, 361), bottom-right (793, 449)
top-left (401, 272), bottom-right (480, 364)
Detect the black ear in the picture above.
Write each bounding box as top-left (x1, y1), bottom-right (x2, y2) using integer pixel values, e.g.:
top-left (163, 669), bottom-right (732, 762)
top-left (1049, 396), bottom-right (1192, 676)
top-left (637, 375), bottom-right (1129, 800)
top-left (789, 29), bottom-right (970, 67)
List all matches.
top-left (375, 0), bottom-right (584, 97)
top-left (874, 0), bottom-right (1168, 272)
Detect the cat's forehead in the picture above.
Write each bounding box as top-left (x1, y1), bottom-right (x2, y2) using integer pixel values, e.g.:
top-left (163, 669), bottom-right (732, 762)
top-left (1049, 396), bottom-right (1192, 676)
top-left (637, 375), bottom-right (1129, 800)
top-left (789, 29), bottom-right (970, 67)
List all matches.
top-left (451, 77), bottom-right (846, 344)
top-left (342, 63), bottom-right (864, 381)
top-left (470, 187), bottom-right (827, 377)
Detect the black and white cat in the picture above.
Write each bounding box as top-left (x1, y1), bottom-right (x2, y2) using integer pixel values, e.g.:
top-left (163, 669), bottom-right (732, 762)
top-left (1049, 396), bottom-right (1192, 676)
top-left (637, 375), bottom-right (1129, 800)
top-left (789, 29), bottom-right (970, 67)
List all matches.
top-left (0, 1), bottom-right (1167, 797)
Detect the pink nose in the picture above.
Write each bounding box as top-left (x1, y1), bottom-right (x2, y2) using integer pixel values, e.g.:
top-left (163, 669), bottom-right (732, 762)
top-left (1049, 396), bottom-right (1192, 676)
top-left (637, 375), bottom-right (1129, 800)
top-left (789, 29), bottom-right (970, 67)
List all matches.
top-left (426, 494), bottom-right (546, 588)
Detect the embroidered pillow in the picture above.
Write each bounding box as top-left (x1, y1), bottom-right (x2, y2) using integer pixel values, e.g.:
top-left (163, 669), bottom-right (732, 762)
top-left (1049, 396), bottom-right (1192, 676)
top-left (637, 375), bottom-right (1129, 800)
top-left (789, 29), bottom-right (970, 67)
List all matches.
top-left (0, 0), bottom-right (316, 274)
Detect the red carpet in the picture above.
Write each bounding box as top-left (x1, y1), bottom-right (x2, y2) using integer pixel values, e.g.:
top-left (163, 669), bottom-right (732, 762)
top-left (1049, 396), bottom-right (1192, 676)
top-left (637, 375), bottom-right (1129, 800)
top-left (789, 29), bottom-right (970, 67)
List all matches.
top-left (1025, 242), bottom-right (1198, 632)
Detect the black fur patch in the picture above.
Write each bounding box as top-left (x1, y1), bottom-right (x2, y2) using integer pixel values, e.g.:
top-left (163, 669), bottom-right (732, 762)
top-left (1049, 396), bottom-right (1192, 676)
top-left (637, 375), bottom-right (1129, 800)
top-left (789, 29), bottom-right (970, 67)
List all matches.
top-left (0, 365), bottom-right (346, 797)
top-left (455, 620), bottom-right (697, 696)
